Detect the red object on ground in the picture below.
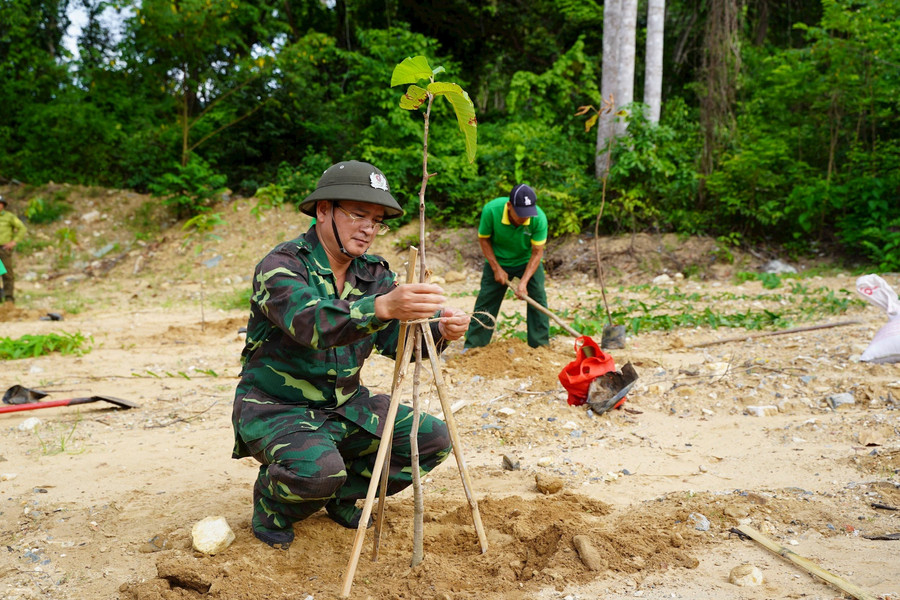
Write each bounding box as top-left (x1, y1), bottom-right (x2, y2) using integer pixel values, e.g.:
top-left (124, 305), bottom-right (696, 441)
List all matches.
top-left (558, 335), bottom-right (616, 406)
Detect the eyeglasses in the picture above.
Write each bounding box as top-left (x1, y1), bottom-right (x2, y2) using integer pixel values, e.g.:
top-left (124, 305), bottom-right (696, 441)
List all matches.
top-left (334, 203), bottom-right (390, 235)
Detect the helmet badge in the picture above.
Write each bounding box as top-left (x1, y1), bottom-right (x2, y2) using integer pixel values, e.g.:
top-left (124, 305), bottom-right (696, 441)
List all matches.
top-left (369, 172), bottom-right (389, 191)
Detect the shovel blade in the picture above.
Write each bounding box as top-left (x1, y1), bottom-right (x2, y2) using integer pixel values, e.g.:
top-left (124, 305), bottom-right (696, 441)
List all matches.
top-left (2, 385), bottom-right (50, 405)
top-left (601, 325), bottom-right (627, 349)
top-left (88, 395), bottom-right (140, 409)
top-left (586, 362), bottom-right (639, 415)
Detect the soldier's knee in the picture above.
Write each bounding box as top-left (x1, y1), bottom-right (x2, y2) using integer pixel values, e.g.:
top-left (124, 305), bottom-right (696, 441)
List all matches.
top-left (421, 416), bottom-right (452, 457)
top-left (268, 457), bottom-right (347, 501)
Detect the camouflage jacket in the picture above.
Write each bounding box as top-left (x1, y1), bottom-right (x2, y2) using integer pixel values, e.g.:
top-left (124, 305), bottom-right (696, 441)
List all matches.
top-left (232, 227), bottom-right (445, 458)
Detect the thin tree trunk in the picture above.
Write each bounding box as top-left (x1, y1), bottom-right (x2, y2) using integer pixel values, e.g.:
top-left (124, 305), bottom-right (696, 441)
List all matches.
top-left (409, 91), bottom-right (435, 566)
top-left (673, 6), bottom-right (698, 67)
top-left (644, 0), bottom-right (665, 123)
top-left (597, 0), bottom-right (621, 178)
top-left (753, 0), bottom-right (769, 45)
top-left (615, 0), bottom-right (638, 138)
top-left (409, 331), bottom-right (424, 567)
top-left (181, 76), bottom-right (190, 166)
top-left (699, 0), bottom-right (741, 179)
top-left (283, 0), bottom-right (299, 40)
top-left (827, 92), bottom-right (840, 182)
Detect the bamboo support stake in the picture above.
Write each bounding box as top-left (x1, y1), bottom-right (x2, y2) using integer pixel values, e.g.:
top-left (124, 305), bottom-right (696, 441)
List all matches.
top-left (685, 320), bottom-right (862, 349)
top-left (506, 282), bottom-right (581, 338)
top-left (372, 247), bottom-right (419, 560)
top-left (340, 333), bottom-right (418, 598)
top-left (733, 525), bottom-right (878, 600)
top-left (421, 324), bottom-right (489, 554)
top-left (409, 329), bottom-right (425, 566)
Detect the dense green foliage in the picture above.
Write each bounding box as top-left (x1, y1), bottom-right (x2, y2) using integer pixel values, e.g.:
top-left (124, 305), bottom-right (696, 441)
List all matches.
top-left (1, 0), bottom-right (898, 267)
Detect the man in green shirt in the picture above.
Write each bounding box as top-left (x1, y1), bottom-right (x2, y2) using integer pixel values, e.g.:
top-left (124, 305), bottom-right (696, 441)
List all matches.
top-left (0, 196), bottom-right (27, 303)
top-left (464, 184), bottom-right (550, 349)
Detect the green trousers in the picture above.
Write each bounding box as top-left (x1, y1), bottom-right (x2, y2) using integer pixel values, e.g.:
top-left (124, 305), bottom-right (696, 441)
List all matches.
top-left (464, 261), bottom-right (550, 348)
top-left (250, 404), bottom-right (451, 535)
top-left (0, 247), bottom-right (13, 302)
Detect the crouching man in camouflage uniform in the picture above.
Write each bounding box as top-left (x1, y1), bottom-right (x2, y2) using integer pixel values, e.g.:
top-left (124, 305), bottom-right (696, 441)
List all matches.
top-left (232, 160), bottom-right (470, 549)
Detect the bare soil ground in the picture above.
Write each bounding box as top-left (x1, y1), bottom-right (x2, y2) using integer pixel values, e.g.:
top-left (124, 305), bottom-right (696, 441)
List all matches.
top-left (1, 184), bottom-right (898, 600)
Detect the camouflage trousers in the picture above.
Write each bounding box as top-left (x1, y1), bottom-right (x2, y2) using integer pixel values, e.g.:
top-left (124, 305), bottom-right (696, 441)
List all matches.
top-left (249, 403), bottom-right (451, 535)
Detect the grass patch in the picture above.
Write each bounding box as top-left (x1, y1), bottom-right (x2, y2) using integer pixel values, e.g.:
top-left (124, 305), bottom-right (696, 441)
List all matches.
top-left (16, 237), bottom-right (54, 256)
top-left (0, 332), bottom-right (93, 360)
top-left (564, 284), bottom-right (866, 336)
top-left (34, 415), bottom-right (87, 455)
top-left (212, 287), bottom-right (253, 311)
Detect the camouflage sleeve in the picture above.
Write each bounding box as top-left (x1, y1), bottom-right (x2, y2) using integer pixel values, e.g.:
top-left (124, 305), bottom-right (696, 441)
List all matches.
top-left (253, 248), bottom-right (395, 350)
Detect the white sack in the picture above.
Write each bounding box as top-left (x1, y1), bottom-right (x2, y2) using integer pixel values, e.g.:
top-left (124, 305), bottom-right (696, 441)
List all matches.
top-left (856, 274), bottom-right (900, 363)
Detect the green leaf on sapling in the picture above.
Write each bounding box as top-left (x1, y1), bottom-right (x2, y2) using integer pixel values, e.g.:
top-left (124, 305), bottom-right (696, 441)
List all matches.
top-left (391, 56), bottom-right (433, 86)
top-left (427, 81), bottom-right (477, 162)
top-left (399, 85), bottom-right (429, 110)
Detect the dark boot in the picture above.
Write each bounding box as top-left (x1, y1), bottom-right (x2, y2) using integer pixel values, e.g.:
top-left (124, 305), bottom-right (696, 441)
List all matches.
top-left (325, 499), bottom-right (373, 529)
top-left (251, 483), bottom-right (294, 549)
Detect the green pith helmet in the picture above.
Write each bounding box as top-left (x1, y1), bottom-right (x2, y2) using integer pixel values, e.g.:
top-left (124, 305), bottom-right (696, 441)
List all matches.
top-left (299, 160), bottom-right (404, 219)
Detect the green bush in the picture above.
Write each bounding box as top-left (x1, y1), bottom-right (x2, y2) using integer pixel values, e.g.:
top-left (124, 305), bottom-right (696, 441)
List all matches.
top-left (149, 156), bottom-right (227, 218)
top-left (24, 192), bottom-right (73, 224)
top-left (606, 98), bottom-right (702, 234)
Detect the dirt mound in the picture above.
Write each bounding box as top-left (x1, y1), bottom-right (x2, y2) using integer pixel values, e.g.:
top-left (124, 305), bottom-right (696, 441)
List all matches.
top-left (148, 317), bottom-right (248, 344)
top-left (448, 339), bottom-right (574, 392)
top-left (120, 493), bottom-right (701, 600)
top-left (0, 301), bottom-right (43, 322)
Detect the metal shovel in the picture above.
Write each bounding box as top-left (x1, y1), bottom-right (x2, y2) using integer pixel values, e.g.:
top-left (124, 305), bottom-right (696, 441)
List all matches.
top-left (0, 385), bottom-right (139, 414)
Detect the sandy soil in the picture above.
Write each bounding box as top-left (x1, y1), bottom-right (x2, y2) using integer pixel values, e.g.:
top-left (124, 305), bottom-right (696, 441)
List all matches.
top-left (1, 187), bottom-right (899, 600)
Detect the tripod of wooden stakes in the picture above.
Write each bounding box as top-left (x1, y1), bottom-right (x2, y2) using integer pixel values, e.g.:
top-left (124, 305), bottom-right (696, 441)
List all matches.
top-left (340, 246), bottom-right (488, 598)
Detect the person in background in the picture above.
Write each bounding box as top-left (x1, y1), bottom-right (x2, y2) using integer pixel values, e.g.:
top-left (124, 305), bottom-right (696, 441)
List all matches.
top-left (232, 160), bottom-right (470, 549)
top-left (0, 195), bottom-right (27, 304)
top-left (464, 183), bottom-right (550, 349)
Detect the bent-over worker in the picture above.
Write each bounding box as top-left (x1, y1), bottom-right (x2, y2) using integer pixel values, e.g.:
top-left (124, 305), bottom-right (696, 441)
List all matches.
top-left (464, 184), bottom-right (550, 349)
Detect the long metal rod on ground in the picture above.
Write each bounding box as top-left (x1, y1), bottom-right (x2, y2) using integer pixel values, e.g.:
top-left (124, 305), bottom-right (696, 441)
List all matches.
top-left (420, 323), bottom-right (489, 554)
top-left (506, 282), bottom-right (581, 338)
top-left (372, 247), bottom-right (419, 561)
top-left (685, 320), bottom-right (862, 349)
top-left (732, 525), bottom-right (877, 600)
top-left (340, 332), bottom-right (418, 598)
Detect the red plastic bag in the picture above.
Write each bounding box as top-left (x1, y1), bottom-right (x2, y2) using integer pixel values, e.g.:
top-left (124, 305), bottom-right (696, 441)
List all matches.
top-left (558, 336), bottom-right (616, 406)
